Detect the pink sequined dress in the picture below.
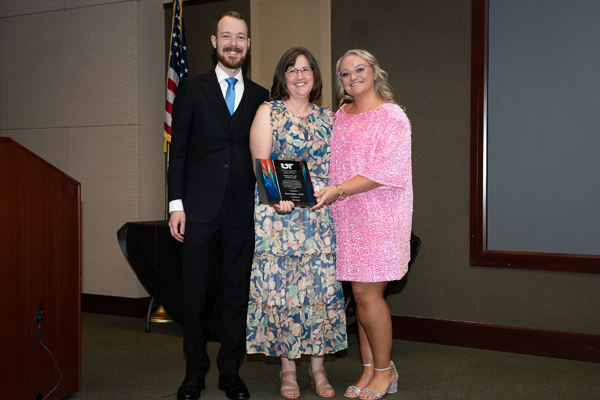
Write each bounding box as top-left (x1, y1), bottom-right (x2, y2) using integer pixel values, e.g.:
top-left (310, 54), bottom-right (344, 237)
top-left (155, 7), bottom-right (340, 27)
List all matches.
top-left (330, 103), bottom-right (413, 282)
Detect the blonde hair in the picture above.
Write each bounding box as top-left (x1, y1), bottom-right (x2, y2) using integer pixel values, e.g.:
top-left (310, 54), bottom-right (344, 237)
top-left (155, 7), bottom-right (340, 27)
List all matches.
top-left (335, 49), bottom-right (396, 108)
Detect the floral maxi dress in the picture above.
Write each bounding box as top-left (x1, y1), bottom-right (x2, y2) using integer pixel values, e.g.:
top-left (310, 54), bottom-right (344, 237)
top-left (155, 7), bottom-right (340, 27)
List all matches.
top-left (246, 100), bottom-right (347, 358)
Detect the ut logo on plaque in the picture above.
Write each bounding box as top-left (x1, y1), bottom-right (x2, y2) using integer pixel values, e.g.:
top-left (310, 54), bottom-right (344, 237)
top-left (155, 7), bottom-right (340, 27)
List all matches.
top-left (281, 163), bottom-right (294, 169)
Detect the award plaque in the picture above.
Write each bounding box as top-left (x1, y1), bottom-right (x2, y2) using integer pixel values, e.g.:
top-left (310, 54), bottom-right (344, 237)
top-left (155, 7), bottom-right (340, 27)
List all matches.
top-left (256, 159), bottom-right (316, 206)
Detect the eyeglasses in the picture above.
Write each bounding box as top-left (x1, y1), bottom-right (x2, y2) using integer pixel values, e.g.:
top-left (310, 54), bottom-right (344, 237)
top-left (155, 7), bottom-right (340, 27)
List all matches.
top-left (338, 64), bottom-right (369, 81)
top-left (286, 67), bottom-right (313, 77)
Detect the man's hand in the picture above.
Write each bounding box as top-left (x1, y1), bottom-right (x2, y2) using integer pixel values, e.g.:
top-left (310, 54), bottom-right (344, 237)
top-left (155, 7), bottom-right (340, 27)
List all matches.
top-left (169, 211), bottom-right (186, 243)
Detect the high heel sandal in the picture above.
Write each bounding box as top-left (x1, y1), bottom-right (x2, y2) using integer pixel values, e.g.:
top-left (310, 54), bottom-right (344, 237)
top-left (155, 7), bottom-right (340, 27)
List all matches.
top-left (344, 363), bottom-right (373, 398)
top-left (359, 361), bottom-right (398, 399)
top-left (280, 369), bottom-right (300, 399)
top-left (308, 365), bottom-right (335, 398)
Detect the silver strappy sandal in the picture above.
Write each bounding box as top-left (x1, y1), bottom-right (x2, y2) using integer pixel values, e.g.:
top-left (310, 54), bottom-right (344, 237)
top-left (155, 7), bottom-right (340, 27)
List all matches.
top-left (344, 363), bottom-right (374, 398)
top-left (359, 361), bottom-right (398, 399)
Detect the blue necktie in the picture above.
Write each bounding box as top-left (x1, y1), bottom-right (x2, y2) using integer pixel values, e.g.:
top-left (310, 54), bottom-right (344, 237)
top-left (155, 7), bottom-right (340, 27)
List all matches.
top-left (225, 77), bottom-right (238, 115)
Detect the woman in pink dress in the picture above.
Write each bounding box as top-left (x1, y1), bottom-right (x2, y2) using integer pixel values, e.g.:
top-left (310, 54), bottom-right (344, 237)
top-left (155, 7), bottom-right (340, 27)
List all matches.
top-left (313, 49), bottom-right (412, 399)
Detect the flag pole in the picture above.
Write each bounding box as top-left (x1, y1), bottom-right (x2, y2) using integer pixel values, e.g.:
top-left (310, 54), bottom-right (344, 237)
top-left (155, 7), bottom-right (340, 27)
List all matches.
top-left (163, 0), bottom-right (188, 219)
top-left (151, 0), bottom-right (189, 325)
top-left (164, 141), bottom-right (169, 221)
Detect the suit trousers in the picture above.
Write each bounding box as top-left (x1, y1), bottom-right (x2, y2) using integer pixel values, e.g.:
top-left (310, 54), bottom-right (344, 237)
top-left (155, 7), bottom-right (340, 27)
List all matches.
top-left (181, 194), bottom-right (254, 377)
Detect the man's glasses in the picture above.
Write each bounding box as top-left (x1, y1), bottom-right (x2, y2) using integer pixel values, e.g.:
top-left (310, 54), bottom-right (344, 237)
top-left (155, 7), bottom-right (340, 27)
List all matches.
top-left (286, 67), bottom-right (313, 77)
top-left (338, 64), bottom-right (369, 81)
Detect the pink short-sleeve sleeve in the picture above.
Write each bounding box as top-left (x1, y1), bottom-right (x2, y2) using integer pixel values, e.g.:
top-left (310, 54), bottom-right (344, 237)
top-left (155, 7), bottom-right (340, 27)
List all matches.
top-left (359, 106), bottom-right (412, 189)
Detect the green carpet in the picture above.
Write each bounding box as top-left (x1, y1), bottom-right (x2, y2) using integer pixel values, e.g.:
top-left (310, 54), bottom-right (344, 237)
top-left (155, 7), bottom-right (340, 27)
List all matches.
top-left (67, 313), bottom-right (600, 399)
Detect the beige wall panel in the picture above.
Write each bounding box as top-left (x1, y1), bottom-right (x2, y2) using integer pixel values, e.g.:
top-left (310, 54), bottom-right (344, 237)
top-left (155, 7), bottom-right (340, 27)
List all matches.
top-left (0, 0), bottom-right (63, 18)
top-left (65, 0), bottom-right (138, 9)
top-left (4, 129), bottom-right (67, 172)
top-left (475, 269), bottom-right (600, 334)
top-left (67, 126), bottom-right (141, 298)
top-left (394, 226), bottom-right (479, 323)
top-left (391, 86), bottom-right (475, 322)
top-left (0, 11), bottom-right (66, 129)
top-left (64, 2), bottom-right (140, 127)
top-left (250, 0), bottom-right (332, 109)
top-left (140, 0), bottom-right (167, 224)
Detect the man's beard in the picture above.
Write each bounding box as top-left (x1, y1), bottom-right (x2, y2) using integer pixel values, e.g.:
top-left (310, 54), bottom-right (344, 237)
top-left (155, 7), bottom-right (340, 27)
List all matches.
top-left (217, 45), bottom-right (247, 70)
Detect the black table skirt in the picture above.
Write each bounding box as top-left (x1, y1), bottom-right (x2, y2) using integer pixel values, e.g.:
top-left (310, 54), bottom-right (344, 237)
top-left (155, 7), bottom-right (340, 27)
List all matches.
top-left (117, 220), bottom-right (222, 340)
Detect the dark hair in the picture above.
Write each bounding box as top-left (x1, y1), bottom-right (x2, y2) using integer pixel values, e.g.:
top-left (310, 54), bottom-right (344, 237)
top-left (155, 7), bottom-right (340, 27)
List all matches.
top-left (271, 47), bottom-right (322, 102)
top-left (212, 11), bottom-right (246, 36)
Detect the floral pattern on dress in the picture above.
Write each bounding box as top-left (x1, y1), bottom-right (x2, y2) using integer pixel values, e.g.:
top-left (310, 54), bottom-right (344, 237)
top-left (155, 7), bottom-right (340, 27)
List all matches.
top-left (246, 100), bottom-right (347, 358)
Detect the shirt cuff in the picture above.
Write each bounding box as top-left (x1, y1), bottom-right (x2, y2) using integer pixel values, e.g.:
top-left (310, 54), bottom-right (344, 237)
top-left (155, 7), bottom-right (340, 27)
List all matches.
top-left (169, 199), bottom-right (184, 214)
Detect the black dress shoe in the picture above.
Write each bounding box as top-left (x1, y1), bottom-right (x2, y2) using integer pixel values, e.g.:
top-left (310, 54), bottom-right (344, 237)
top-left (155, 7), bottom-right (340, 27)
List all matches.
top-left (218, 374), bottom-right (250, 400)
top-left (177, 376), bottom-right (205, 400)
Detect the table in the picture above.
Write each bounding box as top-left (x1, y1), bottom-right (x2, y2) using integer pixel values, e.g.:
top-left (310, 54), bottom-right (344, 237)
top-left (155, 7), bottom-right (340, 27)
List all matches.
top-left (117, 220), bottom-right (223, 340)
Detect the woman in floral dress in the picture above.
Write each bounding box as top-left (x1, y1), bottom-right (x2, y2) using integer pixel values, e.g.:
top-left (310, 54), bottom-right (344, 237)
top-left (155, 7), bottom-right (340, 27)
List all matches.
top-left (314, 49), bottom-right (412, 399)
top-left (246, 47), bottom-right (347, 399)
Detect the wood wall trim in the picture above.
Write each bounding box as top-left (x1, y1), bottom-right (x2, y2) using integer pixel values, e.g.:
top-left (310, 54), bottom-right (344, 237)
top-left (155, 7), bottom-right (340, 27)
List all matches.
top-left (469, 0), bottom-right (600, 274)
top-left (391, 315), bottom-right (600, 363)
top-left (81, 294), bottom-right (152, 319)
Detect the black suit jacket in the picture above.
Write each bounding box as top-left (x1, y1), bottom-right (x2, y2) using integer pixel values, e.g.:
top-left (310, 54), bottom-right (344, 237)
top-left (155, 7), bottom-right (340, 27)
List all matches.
top-left (168, 70), bottom-right (270, 225)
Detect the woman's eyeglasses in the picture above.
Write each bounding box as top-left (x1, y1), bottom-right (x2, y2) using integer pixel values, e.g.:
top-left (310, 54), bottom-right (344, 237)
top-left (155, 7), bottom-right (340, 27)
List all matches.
top-left (286, 67), bottom-right (313, 77)
top-left (338, 64), bottom-right (369, 81)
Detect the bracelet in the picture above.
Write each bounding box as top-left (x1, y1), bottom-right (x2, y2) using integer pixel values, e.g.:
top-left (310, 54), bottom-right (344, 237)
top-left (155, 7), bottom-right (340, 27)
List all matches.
top-left (335, 184), bottom-right (346, 200)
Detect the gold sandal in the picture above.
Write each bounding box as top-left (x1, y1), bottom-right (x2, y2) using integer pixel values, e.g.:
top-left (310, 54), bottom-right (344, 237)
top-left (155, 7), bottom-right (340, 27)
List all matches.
top-left (309, 365), bottom-right (335, 398)
top-left (280, 370), bottom-right (300, 399)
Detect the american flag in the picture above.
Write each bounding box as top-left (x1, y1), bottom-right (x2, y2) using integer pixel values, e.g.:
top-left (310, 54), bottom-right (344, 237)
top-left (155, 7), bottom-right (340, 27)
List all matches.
top-left (163, 0), bottom-right (188, 149)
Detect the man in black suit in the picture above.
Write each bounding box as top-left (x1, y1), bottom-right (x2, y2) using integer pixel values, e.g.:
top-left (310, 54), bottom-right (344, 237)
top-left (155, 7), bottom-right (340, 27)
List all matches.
top-left (167, 11), bottom-right (269, 400)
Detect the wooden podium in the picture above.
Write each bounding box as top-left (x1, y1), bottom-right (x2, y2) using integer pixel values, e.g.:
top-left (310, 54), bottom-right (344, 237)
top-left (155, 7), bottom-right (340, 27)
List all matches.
top-left (0, 138), bottom-right (81, 399)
